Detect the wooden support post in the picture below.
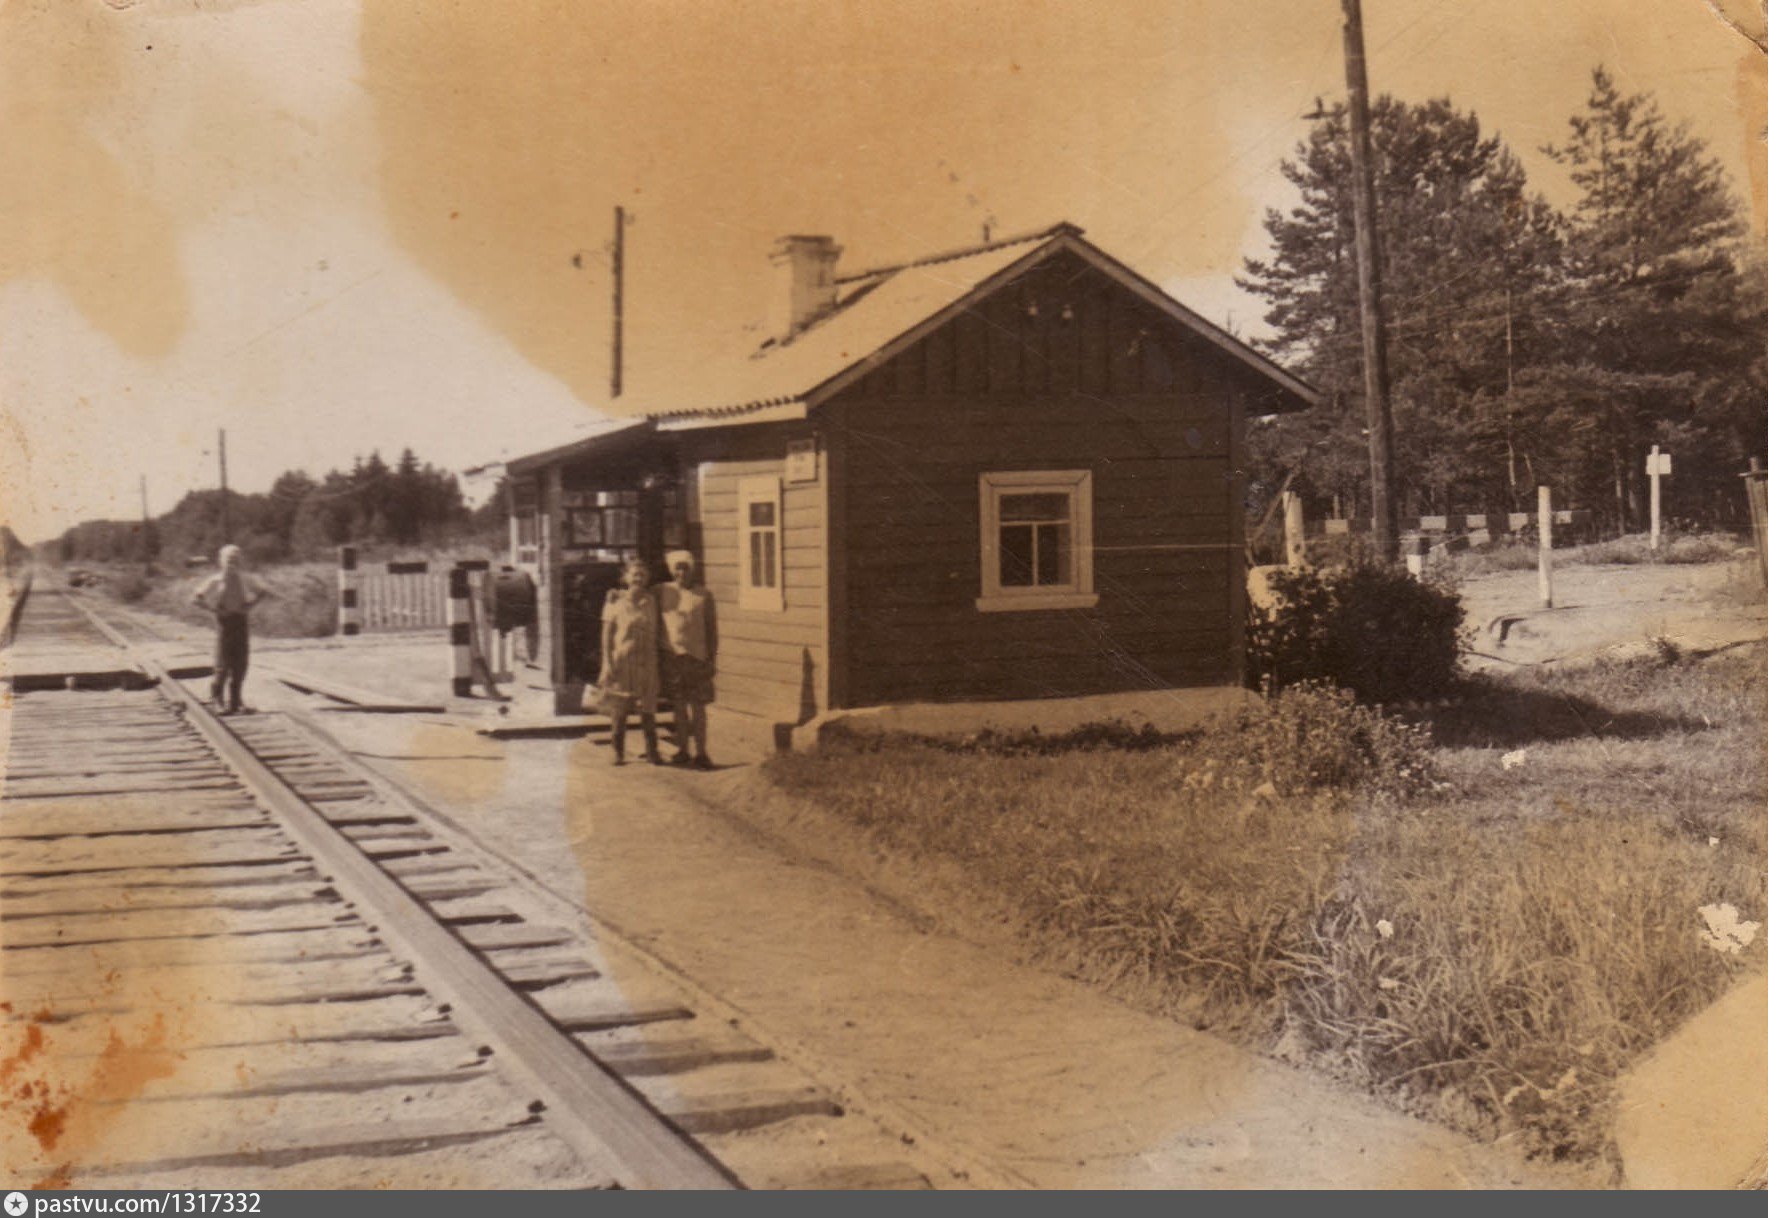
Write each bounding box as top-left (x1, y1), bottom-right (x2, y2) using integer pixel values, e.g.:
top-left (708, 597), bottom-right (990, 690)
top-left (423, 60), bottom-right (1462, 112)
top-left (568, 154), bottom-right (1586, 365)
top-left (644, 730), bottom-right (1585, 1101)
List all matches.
top-left (542, 463), bottom-right (574, 714)
top-left (1647, 445), bottom-right (1671, 552)
top-left (1649, 445), bottom-right (1662, 551)
top-left (1745, 458), bottom-right (1768, 589)
top-left (1282, 491), bottom-right (1306, 568)
top-left (1537, 485), bottom-right (1553, 610)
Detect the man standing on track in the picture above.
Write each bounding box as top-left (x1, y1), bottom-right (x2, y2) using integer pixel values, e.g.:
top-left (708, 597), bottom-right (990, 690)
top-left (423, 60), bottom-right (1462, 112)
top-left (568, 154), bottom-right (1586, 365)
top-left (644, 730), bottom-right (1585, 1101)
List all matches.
top-left (192, 544), bottom-right (268, 714)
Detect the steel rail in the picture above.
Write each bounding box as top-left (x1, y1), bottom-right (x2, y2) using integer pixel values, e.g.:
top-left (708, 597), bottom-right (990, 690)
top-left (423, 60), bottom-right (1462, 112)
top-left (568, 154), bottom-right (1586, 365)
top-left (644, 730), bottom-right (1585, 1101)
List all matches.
top-left (66, 593), bottom-right (739, 1190)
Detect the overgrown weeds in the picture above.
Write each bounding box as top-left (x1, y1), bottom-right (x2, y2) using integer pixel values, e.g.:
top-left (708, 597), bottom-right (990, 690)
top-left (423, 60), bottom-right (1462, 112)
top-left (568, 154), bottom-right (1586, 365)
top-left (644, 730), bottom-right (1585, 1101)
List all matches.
top-left (764, 646), bottom-right (1768, 1163)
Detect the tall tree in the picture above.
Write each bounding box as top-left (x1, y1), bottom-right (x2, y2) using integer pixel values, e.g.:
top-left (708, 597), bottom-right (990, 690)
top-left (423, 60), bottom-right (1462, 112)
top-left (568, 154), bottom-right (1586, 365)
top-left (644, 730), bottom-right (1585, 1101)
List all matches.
top-left (1541, 67), bottom-right (1762, 531)
top-left (1239, 96), bottom-right (1563, 519)
top-left (387, 448), bottom-right (423, 545)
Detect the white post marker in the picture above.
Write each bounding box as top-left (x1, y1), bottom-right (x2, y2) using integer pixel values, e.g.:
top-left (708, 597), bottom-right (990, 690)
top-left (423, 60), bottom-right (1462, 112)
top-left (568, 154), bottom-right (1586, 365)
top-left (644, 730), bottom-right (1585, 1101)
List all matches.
top-left (1538, 485), bottom-right (1553, 609)
top-left (1647, 445), bottom-right (1673, 552)
top-left (1283, 490), bottom-right (1307, 568)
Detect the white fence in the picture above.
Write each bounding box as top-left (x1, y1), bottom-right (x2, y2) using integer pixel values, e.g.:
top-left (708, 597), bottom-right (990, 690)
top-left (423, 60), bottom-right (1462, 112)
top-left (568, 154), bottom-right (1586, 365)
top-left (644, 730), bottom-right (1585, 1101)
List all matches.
top-left (357, 569), bottom-right (450, 631)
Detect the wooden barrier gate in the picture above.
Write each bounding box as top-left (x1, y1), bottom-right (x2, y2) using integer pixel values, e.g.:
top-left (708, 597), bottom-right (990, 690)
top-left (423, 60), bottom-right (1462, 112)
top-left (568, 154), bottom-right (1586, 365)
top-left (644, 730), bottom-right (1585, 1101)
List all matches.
top-left (337, 553), bottom-right (456, 633)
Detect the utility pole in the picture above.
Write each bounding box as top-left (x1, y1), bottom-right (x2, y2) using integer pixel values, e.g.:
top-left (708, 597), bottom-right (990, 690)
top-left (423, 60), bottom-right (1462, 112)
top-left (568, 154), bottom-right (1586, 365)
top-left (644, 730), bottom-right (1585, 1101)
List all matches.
top-left (610, 205), bottom-right (625, 400)
top-left (218, 428), bottom-right (230, 544)
top-left (1341, 0), bottom-right (1398, 563)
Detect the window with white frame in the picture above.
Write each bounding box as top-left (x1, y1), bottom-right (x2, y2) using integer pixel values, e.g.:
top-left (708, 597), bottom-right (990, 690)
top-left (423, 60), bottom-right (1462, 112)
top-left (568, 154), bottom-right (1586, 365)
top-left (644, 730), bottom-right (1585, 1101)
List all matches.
top-left (977, 470), bottom-right (1098, 612)
top-left (738, 476), bottom-right (785, 611)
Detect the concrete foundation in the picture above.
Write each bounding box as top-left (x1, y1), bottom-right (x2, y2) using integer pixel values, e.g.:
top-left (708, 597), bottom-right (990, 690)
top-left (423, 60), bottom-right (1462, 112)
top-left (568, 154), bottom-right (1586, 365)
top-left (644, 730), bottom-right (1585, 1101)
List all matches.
top-left (789, 685), bottom-right (1255, 751)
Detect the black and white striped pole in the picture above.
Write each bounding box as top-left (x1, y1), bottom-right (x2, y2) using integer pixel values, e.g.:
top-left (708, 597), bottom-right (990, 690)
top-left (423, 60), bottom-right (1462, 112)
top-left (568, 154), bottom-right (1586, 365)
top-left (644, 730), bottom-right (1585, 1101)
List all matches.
top-left (448, 565), bottom-right (473, 697)
top-left (337, 546), bottom-right (361, 636)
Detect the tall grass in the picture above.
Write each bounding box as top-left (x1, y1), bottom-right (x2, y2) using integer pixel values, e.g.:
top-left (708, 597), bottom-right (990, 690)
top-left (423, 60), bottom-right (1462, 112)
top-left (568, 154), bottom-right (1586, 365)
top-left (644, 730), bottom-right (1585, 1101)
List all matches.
top-left (763, 648), bottom-right (1768, 1161)
top-left (94, 561), bottom-right (339, 638)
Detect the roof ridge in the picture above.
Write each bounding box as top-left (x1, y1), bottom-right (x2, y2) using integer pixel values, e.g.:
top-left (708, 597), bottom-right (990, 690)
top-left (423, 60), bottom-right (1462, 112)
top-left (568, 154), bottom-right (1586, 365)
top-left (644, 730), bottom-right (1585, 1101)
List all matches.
top-left (833, 221), bottom-right (1081, 285)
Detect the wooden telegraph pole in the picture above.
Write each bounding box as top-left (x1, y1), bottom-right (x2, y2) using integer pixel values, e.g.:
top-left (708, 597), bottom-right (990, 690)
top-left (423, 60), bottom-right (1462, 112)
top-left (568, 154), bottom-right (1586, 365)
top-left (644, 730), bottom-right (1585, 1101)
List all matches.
top-left (1341, 0), bottom-right (1398, 563)
top-left (610, 206), bottom-right (625, 400)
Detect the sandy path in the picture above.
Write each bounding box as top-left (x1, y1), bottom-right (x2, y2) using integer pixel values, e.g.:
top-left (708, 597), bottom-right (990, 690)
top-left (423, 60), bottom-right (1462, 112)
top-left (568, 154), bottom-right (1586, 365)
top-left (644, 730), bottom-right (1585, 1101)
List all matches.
top-left (1458, 558), bottom-right (1767, 669)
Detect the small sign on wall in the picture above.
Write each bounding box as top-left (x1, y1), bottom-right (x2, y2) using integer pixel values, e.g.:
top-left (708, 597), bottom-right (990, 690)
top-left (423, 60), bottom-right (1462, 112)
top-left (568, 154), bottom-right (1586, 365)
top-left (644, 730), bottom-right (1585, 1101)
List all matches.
top-left (786, 436), bottom-right (819, 483)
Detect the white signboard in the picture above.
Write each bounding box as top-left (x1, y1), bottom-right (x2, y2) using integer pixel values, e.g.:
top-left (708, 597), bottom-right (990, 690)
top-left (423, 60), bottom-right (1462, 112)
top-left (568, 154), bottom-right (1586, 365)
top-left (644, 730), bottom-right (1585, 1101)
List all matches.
top-left (1647, 451), bottom-right (1673, 476)
top-left (786, 437), bottom-right (819, 483)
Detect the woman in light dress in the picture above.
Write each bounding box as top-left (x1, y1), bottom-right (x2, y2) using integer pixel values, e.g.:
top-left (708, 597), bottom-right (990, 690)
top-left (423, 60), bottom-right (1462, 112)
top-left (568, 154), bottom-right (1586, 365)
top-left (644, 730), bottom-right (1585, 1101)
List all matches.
top-left (598, 557), bottom-right (662, 765)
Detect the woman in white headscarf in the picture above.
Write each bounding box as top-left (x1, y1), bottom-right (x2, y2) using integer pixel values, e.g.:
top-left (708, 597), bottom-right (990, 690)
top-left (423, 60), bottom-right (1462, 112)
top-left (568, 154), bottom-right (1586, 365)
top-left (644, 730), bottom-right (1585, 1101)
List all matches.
top-left (656, 549), bottom-right (717, 768)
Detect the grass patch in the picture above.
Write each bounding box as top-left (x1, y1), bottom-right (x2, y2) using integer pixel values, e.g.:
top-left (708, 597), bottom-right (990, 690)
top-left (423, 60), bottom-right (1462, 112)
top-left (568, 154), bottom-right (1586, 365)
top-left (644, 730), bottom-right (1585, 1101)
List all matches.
top-left (87, 561), bottom-right (339, 637)
top-left (762, 648), bottom-right (1768, 1165)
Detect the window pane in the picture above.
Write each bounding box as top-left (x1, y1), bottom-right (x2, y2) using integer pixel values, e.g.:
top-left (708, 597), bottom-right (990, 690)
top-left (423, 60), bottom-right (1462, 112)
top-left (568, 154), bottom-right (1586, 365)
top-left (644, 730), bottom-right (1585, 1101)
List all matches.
top-left (749, 501), bottom-right (776, 528)
top-left (999, 523), bottom-right (1035, 587)
top-left (605, 508), bottom-right (638, 546)
top-left (1036, 522), bottom-right (1071, 585)
top-left (570, 510), bottom-right (602, 545)
top-left (749, 532), bottom-right (764, 586)
top-left (1000, 492), bottom-right (1069, 523)
top-left (763, 535), bottom-right (777, 587)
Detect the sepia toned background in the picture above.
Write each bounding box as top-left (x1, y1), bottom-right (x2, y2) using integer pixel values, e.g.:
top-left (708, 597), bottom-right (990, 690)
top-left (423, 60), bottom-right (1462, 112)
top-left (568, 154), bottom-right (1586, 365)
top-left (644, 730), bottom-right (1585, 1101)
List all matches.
top-left (2, 0), bottom-right (1765, 539)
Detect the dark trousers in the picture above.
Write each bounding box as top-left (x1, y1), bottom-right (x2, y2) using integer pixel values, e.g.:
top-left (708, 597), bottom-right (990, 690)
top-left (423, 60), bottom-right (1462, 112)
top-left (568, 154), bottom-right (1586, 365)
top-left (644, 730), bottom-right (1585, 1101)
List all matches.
top-left (212, 613), bottom-right (249, 709)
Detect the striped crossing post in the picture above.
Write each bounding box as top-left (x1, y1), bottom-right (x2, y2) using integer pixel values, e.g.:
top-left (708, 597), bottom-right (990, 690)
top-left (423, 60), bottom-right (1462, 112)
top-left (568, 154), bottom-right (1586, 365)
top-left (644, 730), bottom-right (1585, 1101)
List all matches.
top-left (448, 566), bottom-right (473, 697)
top-left (337, 546), bottom-right (360, 636)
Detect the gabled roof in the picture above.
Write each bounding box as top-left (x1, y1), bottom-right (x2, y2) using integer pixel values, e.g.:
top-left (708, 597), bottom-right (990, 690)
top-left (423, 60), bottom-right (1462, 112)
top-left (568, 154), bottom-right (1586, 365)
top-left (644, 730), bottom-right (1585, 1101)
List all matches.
top-left (644, 222), bottom-right (1321, 425)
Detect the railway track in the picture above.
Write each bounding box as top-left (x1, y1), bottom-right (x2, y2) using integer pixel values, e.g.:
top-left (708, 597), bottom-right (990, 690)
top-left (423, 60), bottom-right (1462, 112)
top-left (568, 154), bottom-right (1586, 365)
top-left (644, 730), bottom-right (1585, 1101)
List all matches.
top-left (1, 580), bottom-right (956, 1190)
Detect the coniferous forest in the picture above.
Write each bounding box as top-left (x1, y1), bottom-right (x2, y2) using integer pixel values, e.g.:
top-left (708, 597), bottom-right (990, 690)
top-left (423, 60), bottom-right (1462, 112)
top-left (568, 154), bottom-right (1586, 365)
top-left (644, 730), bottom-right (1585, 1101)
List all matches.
top-left (1238, 69), bottom-right (1767, 532)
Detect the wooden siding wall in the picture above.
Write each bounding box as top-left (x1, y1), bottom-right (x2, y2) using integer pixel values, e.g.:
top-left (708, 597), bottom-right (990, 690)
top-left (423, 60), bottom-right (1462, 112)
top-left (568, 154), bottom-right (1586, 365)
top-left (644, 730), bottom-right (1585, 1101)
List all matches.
top-left (679, 429), bottom-right (829, 724)
top-left (834, 252), bottom-right (1252, 706)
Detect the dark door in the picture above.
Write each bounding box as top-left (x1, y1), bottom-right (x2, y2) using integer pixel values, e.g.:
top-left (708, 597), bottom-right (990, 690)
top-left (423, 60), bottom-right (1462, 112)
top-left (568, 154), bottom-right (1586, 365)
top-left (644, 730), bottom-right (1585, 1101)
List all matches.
top-left (561, 561), bottom-right (625, 682)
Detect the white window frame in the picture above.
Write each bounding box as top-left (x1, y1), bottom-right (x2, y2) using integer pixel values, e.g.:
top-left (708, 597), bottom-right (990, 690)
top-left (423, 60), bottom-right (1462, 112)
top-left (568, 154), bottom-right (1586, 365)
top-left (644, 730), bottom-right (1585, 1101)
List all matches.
top-left (738, 476), bottom-right (785, 612)
top-left (977, 469), bottom-right (1098, 612)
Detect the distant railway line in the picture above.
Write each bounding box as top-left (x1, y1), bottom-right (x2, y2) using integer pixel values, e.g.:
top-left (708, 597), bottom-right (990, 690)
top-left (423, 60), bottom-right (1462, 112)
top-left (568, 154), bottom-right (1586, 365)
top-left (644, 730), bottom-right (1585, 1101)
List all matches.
top-left (0, 579), bottom-right (943, 1189)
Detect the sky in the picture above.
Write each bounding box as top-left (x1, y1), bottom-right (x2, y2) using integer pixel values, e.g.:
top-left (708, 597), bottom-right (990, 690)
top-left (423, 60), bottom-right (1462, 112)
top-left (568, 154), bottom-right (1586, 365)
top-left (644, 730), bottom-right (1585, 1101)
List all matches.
top-left (3, 0), bottom-right (1765, 542)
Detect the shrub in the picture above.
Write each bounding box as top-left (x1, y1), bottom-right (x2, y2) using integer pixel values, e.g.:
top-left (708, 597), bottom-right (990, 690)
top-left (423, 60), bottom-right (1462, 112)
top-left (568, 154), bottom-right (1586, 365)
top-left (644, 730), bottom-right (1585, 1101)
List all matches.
top-left (1248, 563), bottom-right (1465, 703)
top-left (1227, 681), bottom-right (1437, 798)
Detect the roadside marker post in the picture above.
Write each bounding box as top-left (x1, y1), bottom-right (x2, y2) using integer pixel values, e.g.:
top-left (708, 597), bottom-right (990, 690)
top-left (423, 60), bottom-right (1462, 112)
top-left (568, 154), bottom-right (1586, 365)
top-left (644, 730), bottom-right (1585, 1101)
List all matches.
top-left (1538, 486), bottom-right (1553, 609)
top-left (1647, 445), bottom-right (1673, 552)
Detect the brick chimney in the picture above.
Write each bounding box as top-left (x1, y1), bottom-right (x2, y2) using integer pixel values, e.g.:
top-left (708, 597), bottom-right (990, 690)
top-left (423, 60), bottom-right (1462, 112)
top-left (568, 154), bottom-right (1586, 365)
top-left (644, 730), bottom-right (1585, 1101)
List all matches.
top-left (770, 235), bottom-right (842, 340)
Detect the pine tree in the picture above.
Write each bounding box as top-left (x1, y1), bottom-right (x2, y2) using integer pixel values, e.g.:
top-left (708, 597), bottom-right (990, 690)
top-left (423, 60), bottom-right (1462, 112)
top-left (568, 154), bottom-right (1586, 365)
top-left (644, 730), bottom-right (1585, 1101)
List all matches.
top-left (1239, 96), bottom-right (1562, 520)
top-left (1541, 67), bottom-right (1762, 532)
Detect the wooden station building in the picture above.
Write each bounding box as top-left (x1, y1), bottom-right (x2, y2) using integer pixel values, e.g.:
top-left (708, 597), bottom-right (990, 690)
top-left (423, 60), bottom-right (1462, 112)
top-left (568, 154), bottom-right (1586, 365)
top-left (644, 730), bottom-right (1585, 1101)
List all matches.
top-left (503, 223), bottom-right (1318, 724)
